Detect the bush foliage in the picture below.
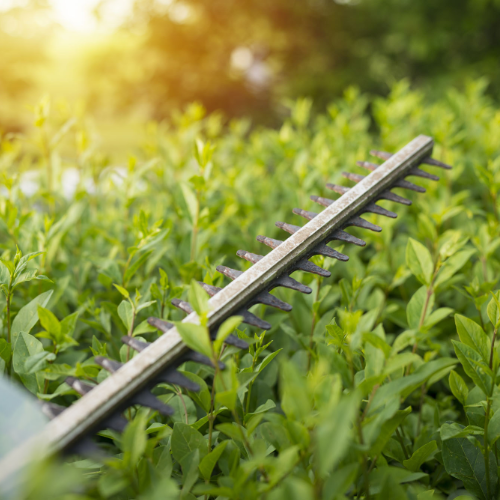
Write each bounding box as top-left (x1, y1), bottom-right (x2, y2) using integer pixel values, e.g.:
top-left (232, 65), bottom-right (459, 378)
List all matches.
top-left (1, 81), bottom-right (500, 499)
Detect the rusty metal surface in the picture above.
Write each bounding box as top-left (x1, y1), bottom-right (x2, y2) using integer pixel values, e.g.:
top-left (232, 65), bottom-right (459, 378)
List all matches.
top-left (0, 134), bottom-right (435, 484)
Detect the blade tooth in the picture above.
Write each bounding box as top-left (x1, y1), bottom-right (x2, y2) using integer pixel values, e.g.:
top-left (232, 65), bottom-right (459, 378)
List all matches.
top-left (312, 242), bottom-right (349, 261)
top-left (39, 402), bottom-right (65, 420)
top-left (275, 221), bottom-right (301, 234)
top-left (103, 414), bottom-right (128, 433)
top-left (348, 216), bottom-right (382, 232)
top-left (370, 149), bottom-right (392, 161)
top-left (326, 183), bottom-right (350, 195)
top-left (274, 275), bottom-right (312, 294)
top-left (171, 299), bottom-right (193, 315)
top-left (421, 157), bottom-right (452, 169)
top-left (238, 309), bottom-right (271, 330)
top-left (185, 350), bottom-right (226, 370)
top-left (310, 195), bottom-right (334, 207)
top-left (131, 390), bottom-right (175, 416)
top-left (223, 333), bottom-right (249, 349)
top-left (66, 377), bottom-right (94, 396)
top-left (236, 250), bottom-right (263, 265)
top-left (331, 229), bottom-right (366, 247)
top-left (371, 149), bottom-right (452, 170)
top-left (121, 336), bottom-right (150, 352)
top-left (95, 356), bottom-right (123, 373)
top-left (379, 190), bottom-right (412, 206)
top-left (292, 208), bottom-right (318, 220)
top-left (342, 171), bottom-right (365, 183)
top-left (295, 258), bottom-right (331, 277)
top-left (356, 160), bottom-right (379, 171)
top-left (197, 282), bottom-right (222, 297)
top-left (256, 235), bottom-right (283, 249)
top-left (65, 438), bottom-right (104, 458)
top-left (394, 178), bottom-right (426, 193)
top-left (408, 167), bottom-right (439, 181)
top-left (365, 202), bottom-right (397, 219)
top-left (216, 265), bottom-right (243, 280)
top-left (148, 317), bottom-right (174, 332)
top-left (153, 370), bottom-right (200, 393)
top-left (255, 291), bottom-right (292, 311)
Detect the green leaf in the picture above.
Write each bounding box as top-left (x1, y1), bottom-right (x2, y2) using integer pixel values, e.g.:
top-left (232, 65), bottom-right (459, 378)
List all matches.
top-left (315, 391), bottom-right (361, 476)
top-left (0, 339), bottom-right (12, 364)
top-left (449, 370), bottom-right (469, 406)
top-left (11, 290), bottom-right (53, 347)
top-left (13, 332), bottom-right (44, 394)
top-left (122, 413), bottom-right (147, 469)
top-left (37, 306), bottom-right (61, 339)
top-left (199, 441), bottom-right (228, 480)
top-left (123, 250), bottom-right (152, 286)
top-left (403, 441), bottom-right (437, 472)
top-left (406, 238), bottom-right (433, 285)
top-left (487, 410), bottom-right (500, 446)
top-left (114, 284), bottom-right (130, 298)
top-left (180, 183), bottom-right (199, 225)
top-left (434, 249), bottom-right (476, 288)
top-left (25, 350), bottom-right (56, 374)
top-left (455, 314), bottom-right (490, 363)
top-left (175, 322), bottom-right (212, 358)
top-left (452, 340), bottom-right (492, 396)
top-left (118, 300), bottom-right (134, 332)
top-left (487, 291), bottom-right (500, 328)
top-left (423, 307), bottom-right (453, 329)
top-left (369, 407), bottom-right (412, 457)
top-left (406, 286), bottom-right (430, 329)
top-left (323, 463), bottom-right (359, 500)
top-left (442, 436), bottom-right (498, 500)
top-left (216, 423), bottom-right (246, 443)
top-left (214, 315), bottom-right (242, 353)
top-left (256, 348), bottom-right (283, 372)
top-left (171, 422), bottom-right (208, 463)
top-left (0, 260), bottom-right (10, 285)
top-left (188, 280), bottom-right (209, 316)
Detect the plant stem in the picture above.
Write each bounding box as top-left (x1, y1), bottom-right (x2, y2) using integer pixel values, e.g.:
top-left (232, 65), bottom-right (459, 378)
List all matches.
top-left (484, 397), bottom-right (492, 499)
top-left (395, 427), bottom-right (410, 460)
top-left (489, 328), bottom-right (497, 370)
top-left (307, 277), bottom-right (321, 371)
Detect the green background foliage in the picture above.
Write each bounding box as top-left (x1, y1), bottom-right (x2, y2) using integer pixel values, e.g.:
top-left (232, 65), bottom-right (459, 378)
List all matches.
top-left (1, 81), bottom-right (500, 499)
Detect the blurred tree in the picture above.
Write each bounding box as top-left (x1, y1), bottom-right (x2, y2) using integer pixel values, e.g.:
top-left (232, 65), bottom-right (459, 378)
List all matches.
top-left (0, 0), bottom-right (54, 131)
top-left (84, 0), bottom-right (500, 123)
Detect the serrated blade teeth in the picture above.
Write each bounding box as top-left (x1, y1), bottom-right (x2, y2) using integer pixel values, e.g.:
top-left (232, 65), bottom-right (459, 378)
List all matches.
top-left (408, 167), bottom-right (439, 181)
top-left (236, 249), bottom-right (263, 264)
top-left (131, 390), bottom-right (175, 416)
top-left (310, 195), bottom-right (334, 207)
top-left (256, 235), bottom-right (283, 249)
top-left (274, 275), bottom-right (312, 294)
top-left (275, 221), bottom-right (301, 234)
top-left (39, 402), bottom-right (65, 420)
top-left (153, 369), bottom-right (200, 392)
top-left (197, 282), bottom-right (222, 297)
top-left (95, 356), bottom-right (122, 373)
top-left (255, 291), bottom-right (292, 311)
top-left (326, 183), bottom-right (350, 195)
top-left (121, 336), bottom-right (150, 352)
top-left (365, 202), bottom-right (397, 219)
top-left (356, 160), bottom-right (379, 171)
top-left (148, 317), bottom-right (174, 332)
top-left (220, 333), bottom-right (249, 348)
top-left (185, 351), bottom-right (225, 369)
top-left (295, 258), bottom-right (331, 277)
top-left (421, 157), bottom-right (452, 169)
top-left (331, 229), bottom-right (366, 247)
top-left (348, 216), bottom-right (382, 232)
top-left (342, 171), bottom-right (365, 183)
top-left (379, 190), bottom-right (412, 206)
top-left (238, 309), bottom-right (271, 330)
top-left (66, 377), bottom-right (94, 395)
top-left (394, 178), bottom-right (426, 193)
top-left (216, 265), bottom-right (243, 280)
top-left (370, 149), bottom-right (452, 170)
top-left (171, 298), bottom-right (193, 315)
top-left (292, 208), bottom-right (318, 220)
top-left (312, 242), bottom-right (349, 261)
top-left (369, 149), bottom-right (392, 161)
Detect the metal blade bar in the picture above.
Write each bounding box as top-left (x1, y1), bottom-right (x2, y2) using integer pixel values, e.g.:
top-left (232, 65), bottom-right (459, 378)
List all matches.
top-left (0, 135), bottom-right (434, 480)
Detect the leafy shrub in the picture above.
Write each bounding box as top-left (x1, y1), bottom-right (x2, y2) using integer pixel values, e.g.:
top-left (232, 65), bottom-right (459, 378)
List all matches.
top-left (1, 80), bottom-right (500, 499)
